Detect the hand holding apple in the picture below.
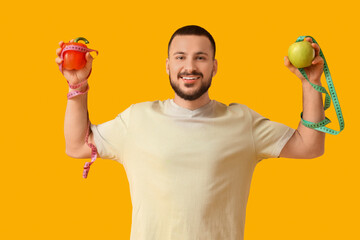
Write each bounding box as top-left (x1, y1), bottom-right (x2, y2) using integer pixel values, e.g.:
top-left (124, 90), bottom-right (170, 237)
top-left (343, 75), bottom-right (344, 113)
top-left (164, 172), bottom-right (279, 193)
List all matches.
top-left (284, 37), bottom-right (324, 84)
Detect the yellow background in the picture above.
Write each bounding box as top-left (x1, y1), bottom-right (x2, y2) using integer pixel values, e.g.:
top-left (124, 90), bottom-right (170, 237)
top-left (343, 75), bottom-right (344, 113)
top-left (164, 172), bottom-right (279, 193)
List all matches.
top-left (1, 0), bottom-right (358, 239)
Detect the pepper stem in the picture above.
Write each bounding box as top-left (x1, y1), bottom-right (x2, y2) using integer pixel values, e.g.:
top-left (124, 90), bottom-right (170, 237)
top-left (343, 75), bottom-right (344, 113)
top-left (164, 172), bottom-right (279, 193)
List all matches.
top-left (74, 37), bottom-right (89, 44)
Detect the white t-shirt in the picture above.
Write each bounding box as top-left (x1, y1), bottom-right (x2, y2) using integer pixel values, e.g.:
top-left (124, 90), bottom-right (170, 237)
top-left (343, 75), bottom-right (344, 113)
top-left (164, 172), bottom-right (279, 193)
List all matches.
top-left (90, 99), bottom-right (295, 240)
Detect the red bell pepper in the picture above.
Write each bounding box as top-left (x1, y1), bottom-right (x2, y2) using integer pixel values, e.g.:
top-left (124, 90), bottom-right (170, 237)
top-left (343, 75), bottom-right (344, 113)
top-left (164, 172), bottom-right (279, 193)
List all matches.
top-left (62, 37), bottom-right (90, 70)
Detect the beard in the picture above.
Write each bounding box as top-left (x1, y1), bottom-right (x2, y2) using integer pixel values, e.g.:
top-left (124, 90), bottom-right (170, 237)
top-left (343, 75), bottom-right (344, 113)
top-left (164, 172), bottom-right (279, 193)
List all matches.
top-left (169, 73), bottom-right (213, 101)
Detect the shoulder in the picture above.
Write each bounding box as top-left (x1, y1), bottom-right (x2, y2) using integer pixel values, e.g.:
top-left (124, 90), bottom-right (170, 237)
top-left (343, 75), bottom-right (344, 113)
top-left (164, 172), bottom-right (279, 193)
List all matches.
top-left (206, 100), bottom-right (252, 119)
top-left (227, 102), bottom-right (249, 110)
top-left (117, 100), bottom-right (164, 117)
top-left (116, 100), bottom-right (157, 112)
top-left (226, 102), bottom-right (251, 116)
top-left (229, 103), bottom-right (268, 120)
top-left (130, 100), bottom-right (163, 111)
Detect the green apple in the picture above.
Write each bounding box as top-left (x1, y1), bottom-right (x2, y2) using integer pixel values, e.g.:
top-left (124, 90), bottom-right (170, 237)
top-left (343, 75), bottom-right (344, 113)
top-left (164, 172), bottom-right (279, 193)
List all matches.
top-left (288, 41), bottom-right (315, 68)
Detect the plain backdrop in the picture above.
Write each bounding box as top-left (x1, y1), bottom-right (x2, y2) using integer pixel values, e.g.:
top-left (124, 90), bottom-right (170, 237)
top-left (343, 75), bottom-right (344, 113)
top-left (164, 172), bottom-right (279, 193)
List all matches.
top-left (1, 0), bottom-right (358, 239)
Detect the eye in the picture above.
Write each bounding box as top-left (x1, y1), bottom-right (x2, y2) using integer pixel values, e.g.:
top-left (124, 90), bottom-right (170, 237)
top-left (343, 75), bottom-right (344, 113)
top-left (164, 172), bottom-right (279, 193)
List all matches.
top-left (175, 56), bottom-right (184, 60)
top-left (197, 56), bottom-right (205, 60)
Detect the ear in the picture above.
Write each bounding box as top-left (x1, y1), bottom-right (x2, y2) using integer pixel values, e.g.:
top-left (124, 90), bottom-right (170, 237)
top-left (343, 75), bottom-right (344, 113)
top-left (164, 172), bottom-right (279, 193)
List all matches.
top-left (166, 58), bottom-right (169, 75)
top-left (212, 59), bottom-right (218, 76)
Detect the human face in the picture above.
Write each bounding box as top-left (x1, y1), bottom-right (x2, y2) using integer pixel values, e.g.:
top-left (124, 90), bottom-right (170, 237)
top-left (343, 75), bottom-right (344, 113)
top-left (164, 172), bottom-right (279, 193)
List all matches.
top-left (166, 35), bottom-right (217, 101)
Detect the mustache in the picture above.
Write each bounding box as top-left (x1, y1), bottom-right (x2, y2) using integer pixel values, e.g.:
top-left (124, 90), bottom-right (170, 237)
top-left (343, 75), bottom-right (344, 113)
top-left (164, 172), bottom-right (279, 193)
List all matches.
top-left (178, 71), bottom-right (203, 78)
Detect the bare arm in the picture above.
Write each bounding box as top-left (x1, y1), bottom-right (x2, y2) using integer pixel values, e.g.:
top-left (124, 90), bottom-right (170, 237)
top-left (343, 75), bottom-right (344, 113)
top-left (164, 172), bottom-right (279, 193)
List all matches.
top-left (280, 80), bottom-right (325, 158)
top-left (55, 40), bottom-right (98, 158)
top-left (64, 85), bottom-right (97, 158)
top-left (280, 37), bottom-right (326, 159)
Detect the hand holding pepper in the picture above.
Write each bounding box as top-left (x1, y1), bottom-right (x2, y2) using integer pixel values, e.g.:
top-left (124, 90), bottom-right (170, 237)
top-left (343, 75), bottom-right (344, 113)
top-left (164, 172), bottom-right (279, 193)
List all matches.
top-left (55, 38), bottom-right (95, 89)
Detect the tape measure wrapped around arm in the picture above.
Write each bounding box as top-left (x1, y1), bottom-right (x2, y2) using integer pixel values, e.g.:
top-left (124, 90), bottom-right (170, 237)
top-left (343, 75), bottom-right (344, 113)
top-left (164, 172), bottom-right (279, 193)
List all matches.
top-left (59, 37), bottom-right (99, 178)
top-left (288, 36), bottom-right (344, 135)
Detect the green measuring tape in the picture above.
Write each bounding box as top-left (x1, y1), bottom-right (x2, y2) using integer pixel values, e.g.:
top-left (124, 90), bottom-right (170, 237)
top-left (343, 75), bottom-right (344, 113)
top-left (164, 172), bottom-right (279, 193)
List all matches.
top-left (294, 36), bottom-right (344, 135)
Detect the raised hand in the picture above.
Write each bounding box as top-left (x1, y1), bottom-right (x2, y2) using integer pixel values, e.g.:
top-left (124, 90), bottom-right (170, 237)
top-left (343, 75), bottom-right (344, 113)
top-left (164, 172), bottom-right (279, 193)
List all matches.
top-left (55, 39), bottom-right (94, 87)
top-left (284, 37), bottom-right (324, 84)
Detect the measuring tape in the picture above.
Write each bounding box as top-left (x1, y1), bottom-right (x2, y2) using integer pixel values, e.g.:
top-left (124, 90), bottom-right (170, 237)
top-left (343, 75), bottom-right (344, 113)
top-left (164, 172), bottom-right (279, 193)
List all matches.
top-left (294, 36), bottom-right (344, 135)
top-left (59, 42), bottom-right (99, 178)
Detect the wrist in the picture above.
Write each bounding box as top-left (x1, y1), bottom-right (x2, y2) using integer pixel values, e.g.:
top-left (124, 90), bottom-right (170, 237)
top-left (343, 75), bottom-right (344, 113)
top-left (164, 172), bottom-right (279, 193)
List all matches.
top-left (302, 78), bottom-right (322, 87)
top-left (68, 82), bottom-right (88, 92)
top-left (67, 83), bottom-right (89, 99)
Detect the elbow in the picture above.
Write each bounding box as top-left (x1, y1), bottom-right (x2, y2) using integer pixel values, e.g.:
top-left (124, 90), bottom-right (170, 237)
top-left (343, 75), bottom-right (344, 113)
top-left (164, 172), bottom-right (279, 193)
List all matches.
top-left (313, 150), bottom-right (324, 159)
top-left (65, 144), bottom-right (82, 158)
top-left (319, 146), bottom-right (325, 157)
top-left (66, 148), bottom-right (80, 158)
top-left (66, 149), bottom-right (75, 158)
top-left (316, 142), bottom-right (325, 158)
top-left (307, 146), bottom-right (325, 159)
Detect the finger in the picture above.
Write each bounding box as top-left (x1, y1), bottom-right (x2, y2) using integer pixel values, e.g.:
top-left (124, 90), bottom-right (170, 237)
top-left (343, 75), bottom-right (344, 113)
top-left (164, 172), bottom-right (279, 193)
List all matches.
top-left (55, 57), bottom-right (63, 65)
top-left (85, 52), bottom-right (93, 61)
top-left (59, 41), bottom-right (64, 47)
top-left (56, 47), bottom-right (63, 56)
top-left (84, 52), bottom-right (94, 70)
top-left (305, 37), bottom-right (313, 43)
top-left (284, 56), bottom-right (297, 73)
top-left (70, 39), bottom-right (74, 43)
top-left (311, 43), bottom-right (320, 56)
top-left (312, 55), bottom-right (324, 65)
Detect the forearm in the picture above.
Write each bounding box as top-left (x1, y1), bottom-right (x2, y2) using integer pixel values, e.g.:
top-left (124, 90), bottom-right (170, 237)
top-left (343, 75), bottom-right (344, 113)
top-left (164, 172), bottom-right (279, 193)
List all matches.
top-left (296, 78), bottom-right (326, 155)
top-left (64, 84), bottom-right (90, 154)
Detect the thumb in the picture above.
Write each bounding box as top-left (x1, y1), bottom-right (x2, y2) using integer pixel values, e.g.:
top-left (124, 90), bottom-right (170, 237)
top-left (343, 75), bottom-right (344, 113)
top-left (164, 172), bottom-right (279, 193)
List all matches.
top-left (284, 56), bottom-right (297, 74)
top-left (312, 55), bottom-right (324, 65)
top-left (86, 52), bottom-right (94, 62)
top-left (85, 52), bottom-right (93, 68)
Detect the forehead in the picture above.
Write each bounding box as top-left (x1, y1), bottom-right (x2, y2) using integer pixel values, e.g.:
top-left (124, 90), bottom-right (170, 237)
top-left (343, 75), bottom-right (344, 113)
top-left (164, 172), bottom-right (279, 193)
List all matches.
top-left (170, 35), bottom-right (212, 55)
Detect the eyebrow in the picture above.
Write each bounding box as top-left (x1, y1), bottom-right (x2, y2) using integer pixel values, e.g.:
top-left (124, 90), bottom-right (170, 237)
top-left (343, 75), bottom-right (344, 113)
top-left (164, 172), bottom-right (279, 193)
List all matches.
top-left (173, 51), bottom-right (208, 56)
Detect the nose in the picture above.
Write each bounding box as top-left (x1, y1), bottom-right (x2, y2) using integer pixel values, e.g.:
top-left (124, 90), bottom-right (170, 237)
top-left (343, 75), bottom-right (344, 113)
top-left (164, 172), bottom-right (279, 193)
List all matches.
top-left (183, 58), bottom-right (197, 73)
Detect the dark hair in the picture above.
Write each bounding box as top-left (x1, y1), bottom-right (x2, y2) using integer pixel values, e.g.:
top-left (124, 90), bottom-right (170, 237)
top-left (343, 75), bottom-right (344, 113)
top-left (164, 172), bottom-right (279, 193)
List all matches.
top-left (168, 25), bottom-right (216, 59)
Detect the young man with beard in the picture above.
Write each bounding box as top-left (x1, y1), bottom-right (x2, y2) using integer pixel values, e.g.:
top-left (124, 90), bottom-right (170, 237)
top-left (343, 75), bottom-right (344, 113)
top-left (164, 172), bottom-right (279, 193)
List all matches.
top-left (57, 25), bottom-right (325, 240)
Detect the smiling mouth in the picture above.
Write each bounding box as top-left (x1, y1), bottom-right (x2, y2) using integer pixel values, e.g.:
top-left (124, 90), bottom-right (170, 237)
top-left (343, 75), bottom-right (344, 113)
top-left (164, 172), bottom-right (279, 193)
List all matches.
top-left (180, 76), bottom-right (200, 84)
top-left (180, 76), bottom-right (201, 79)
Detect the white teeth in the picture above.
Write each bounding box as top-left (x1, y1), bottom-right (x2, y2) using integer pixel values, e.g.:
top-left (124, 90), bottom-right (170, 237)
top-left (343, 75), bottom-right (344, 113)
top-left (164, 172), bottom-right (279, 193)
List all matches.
top-left (182, 77), bottom-right (200, 80)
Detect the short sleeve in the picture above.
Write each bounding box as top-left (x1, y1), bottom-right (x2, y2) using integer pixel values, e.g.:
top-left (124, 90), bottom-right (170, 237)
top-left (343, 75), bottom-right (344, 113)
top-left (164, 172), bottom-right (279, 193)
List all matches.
top-left (90, 104), bottom-right (133, 165)
top-left (247, 107), bottom-right (296, 161)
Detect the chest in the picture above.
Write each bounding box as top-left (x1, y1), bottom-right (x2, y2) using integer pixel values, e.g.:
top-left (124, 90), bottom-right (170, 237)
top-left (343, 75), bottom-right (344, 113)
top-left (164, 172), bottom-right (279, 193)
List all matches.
top-left (123, 115), bottom-right (255, 175)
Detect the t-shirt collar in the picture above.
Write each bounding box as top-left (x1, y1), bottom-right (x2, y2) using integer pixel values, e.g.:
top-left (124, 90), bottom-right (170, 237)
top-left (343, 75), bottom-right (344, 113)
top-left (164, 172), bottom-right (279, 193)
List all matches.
top-left (164, 98), bottom-right (215, 118)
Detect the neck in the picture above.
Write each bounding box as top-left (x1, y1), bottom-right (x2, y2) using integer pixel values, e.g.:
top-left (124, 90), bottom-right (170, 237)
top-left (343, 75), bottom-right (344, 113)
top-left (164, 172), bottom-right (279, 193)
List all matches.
top-left (173, 92), bottom-right (211, 110)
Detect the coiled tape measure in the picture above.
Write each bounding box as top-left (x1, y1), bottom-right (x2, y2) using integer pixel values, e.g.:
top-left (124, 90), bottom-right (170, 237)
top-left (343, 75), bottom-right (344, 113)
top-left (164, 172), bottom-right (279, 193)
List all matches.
top-left (295, 36), bottom-right (344, 135)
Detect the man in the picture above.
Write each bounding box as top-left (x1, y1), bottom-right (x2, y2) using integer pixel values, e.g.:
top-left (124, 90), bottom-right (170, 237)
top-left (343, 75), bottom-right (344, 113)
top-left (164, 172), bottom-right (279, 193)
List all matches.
top-left (57, 25), bottom-right (325, 240)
